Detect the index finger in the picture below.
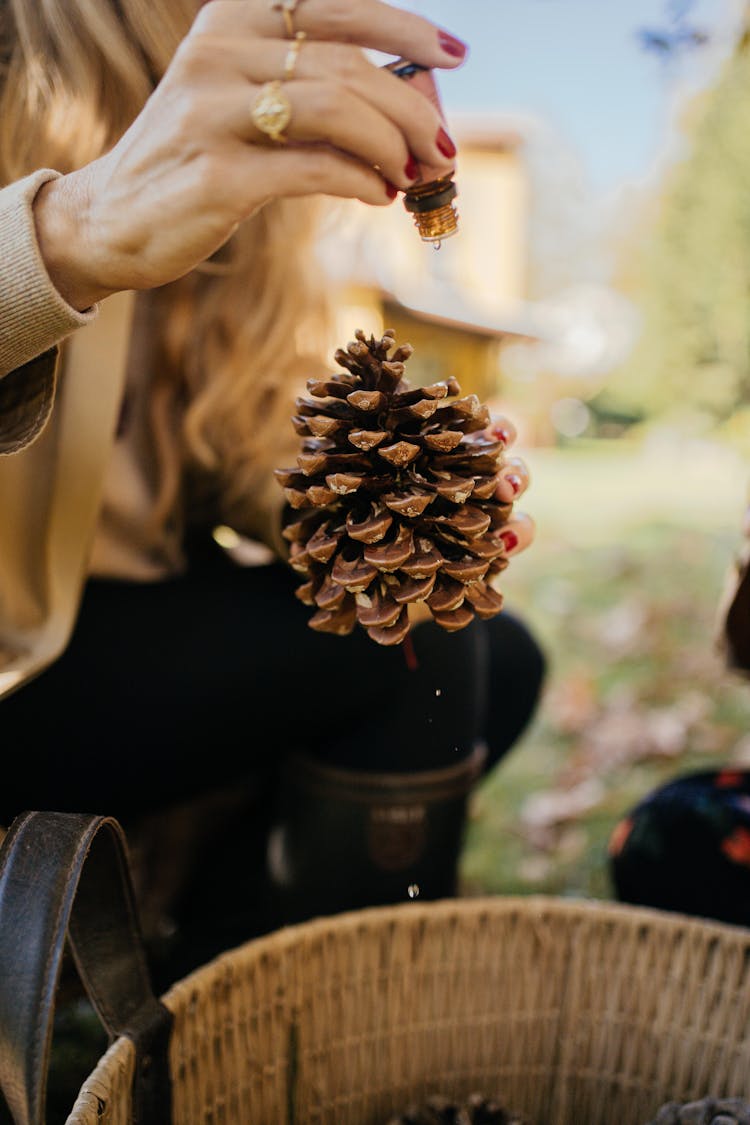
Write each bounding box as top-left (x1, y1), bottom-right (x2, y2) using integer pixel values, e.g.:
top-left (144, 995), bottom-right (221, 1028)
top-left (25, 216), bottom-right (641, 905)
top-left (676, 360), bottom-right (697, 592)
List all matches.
top-left (196, 0), bottom-right (468, 69)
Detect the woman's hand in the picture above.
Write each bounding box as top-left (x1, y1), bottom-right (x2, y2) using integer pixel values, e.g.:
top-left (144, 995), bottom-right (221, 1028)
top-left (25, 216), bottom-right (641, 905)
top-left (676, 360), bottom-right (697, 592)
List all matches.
top-left (32, 0), bottom-right (467, 311)
top-left (487, 415), bottom-right (536, 558)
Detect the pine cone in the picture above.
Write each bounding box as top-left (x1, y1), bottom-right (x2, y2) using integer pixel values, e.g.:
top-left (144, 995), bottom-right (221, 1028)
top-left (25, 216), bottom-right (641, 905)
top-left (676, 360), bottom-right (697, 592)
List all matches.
top-left (647, 1098), bottom-right (750, 1124)
top-left (386, 1092), bottom-right (526, 1124)
top-left (275, 329), bottom-right (513, 645)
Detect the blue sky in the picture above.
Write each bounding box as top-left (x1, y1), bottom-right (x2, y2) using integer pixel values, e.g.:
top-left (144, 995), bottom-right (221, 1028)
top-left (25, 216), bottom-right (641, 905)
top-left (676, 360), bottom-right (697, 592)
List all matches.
top-left (406, 0), bottom-right (744, 197)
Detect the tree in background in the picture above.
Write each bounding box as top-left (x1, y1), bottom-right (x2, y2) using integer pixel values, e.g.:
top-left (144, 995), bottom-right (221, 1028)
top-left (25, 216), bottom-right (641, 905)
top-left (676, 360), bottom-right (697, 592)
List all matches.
top-left (602, 13), bottom-right (750, 433)
top-left (637, 0), bottom-right (710, 63)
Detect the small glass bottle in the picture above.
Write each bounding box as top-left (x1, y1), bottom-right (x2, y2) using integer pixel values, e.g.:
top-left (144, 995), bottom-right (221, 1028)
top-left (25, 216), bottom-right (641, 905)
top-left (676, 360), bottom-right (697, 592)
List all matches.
top-left (387, 60), bottom-right (459, 244)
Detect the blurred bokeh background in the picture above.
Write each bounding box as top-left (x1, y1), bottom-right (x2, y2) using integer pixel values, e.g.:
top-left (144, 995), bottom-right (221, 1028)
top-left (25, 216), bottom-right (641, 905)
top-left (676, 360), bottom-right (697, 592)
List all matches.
top-left (319, 0), bottom-right (750, 901)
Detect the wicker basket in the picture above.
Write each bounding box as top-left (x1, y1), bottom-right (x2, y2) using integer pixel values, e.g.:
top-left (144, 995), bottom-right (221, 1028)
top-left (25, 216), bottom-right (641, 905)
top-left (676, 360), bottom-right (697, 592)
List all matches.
top-left (67, 895), bottom-right (750, 1125)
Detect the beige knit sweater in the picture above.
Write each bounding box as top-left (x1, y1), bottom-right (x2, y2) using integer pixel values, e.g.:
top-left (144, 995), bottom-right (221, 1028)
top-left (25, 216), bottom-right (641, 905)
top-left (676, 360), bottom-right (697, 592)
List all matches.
top-left (0, 169), bottom-right (202, 581)
top-left (0, 168), bottom-right (286, 695)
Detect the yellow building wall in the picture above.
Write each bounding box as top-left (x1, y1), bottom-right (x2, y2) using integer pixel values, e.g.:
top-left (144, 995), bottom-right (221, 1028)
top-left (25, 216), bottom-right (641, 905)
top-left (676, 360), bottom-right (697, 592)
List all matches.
top-left (452, 148), bottom-right (528, 310)
top-left (382, 306), bottom-right (501, 400)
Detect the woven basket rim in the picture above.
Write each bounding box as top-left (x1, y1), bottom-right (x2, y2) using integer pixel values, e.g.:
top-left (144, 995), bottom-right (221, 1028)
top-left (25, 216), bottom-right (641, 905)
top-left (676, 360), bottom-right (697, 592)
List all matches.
top-left (162, 892), bottom-right (750, 1007)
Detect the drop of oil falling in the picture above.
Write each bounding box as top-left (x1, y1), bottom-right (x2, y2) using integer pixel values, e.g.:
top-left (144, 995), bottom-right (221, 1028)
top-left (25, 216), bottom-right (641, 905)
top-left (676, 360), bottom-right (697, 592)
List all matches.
top-left (433, 241), bottom-right (442, 251)
top-left (407, 884), bottom-right (420, 900)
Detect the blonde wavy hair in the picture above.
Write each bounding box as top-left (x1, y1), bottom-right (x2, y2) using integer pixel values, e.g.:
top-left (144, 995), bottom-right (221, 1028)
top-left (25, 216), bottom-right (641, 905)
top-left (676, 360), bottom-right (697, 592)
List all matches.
top-left (0, 0), bottom-right (332, 527)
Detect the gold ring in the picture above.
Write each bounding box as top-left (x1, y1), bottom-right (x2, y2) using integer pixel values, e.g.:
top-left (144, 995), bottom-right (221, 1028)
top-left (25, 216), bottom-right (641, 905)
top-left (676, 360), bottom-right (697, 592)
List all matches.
top-left (271, 0), bottom-right (303, 38)
top-left (283, 31), bottom-right (306, 80)
top-left (251, 80), bottom-right (292, 143)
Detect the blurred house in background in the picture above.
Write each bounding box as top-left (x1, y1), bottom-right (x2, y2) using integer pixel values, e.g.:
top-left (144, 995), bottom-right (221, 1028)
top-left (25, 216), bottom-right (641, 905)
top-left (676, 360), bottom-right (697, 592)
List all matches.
top-left (318, 116), bottom-right (538, 403)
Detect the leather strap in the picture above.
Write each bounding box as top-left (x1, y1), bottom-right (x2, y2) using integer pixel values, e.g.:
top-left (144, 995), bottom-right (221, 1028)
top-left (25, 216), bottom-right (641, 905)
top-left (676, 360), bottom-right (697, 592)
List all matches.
top-left (0, 811), bottom-right (173, 1125)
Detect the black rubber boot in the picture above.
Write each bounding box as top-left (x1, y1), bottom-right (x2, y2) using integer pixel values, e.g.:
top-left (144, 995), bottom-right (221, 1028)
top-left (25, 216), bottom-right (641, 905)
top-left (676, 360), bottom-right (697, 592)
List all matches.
top-left (265, 744), bottom-right (486, 924)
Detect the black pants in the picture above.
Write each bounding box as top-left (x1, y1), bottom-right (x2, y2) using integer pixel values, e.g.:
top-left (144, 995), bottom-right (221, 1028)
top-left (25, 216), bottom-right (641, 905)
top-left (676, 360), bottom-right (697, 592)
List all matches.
top-left (0, 547), bottom-right (545, 822)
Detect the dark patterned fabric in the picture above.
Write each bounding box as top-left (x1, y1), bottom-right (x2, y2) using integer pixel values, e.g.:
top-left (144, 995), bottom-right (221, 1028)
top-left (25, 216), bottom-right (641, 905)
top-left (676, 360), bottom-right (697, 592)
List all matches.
top-left (609, 768), bottom-right (750, 927)
top-left (0, 348), bottom-right (56, 453)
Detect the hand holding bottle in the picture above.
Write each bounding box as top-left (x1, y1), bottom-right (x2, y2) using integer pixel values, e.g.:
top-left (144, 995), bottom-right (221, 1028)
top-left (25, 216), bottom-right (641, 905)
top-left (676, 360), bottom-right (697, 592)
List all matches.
top-left (32, 0), bottom-right (467, 311)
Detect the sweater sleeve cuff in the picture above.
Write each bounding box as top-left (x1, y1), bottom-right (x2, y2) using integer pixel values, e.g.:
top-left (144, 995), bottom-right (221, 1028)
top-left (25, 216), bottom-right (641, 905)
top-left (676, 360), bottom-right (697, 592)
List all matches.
top-left (0, 169), bottom-right (99, 378)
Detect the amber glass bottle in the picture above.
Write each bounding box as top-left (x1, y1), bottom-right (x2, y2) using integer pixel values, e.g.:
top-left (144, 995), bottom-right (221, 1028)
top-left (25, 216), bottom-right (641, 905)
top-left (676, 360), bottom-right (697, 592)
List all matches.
top-left (387, 59), bottom-right (459, 243)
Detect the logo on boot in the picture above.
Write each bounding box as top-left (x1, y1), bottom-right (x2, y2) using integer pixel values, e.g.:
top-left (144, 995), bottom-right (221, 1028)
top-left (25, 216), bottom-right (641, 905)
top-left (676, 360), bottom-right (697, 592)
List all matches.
top-left (367, 805), bottom-right (426, 871)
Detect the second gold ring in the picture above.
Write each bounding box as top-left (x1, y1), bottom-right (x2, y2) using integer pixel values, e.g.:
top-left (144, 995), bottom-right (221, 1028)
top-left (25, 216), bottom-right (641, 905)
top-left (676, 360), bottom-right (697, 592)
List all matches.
top-left (272, 0), bottom-right (304, 39)
top-left (283, 30), bottom-right (306, 80)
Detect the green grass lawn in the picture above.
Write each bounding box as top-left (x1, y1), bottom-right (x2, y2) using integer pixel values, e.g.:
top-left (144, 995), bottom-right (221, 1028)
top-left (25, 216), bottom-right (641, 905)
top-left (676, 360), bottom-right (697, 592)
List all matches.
top-left (460, 432), bottom-right (750, 902)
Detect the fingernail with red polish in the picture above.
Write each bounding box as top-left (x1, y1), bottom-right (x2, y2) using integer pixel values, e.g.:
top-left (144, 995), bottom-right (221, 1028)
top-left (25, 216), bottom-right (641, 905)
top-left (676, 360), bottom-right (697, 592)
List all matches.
top-left (505, 474), bottom-right (523, 496)
top-left (404, 154), bottom-right (420, 181)
top-left (438, 30), bottom-right (467, 59)
top-left (384, 180), bottom-right (399, 200)
top-left (436, 127), bottom-right (456, 159)
top-left (491, 424), bottom-right (511, 444)
top-left (499, 530), bottom-right (519, 553)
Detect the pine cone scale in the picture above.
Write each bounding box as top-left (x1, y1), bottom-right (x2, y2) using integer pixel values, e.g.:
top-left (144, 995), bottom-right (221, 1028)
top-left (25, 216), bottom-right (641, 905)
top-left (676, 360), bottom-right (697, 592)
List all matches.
top-left (364, 526), bottom-right (415, 571)
top-left (431, 474), bottom-right (476, 502)
top-left (367, 606), bottom-right (410, 646)
top-left (387, 1092), bottom-right (526, 1123)
top-left (443, 557), bottom-right (490, 583)
top-left (383, 492), bottom-right (434, 517)
top-left (355, 588), bottom-right (402, 628)
top-left (422, 431), bottom-right (464, 451)
top-left (349, 429), bottom-right (388, 450)
top-left (392, 573), bottom-right (436, 603)
top-left (331, 550), bottom-right (378, 592)
top-left (400, 541), bottom-right (444, 578)
top-left (314, 575), bottom-right (347, 610)
top-left (427, 577), bottom-right (466, 613)
top-left (346, 506), bottom-right (393, 542)
top-left (306, 524), bottom-right (342, 562)
top-left (471, 474), bottom-right (501, 500)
